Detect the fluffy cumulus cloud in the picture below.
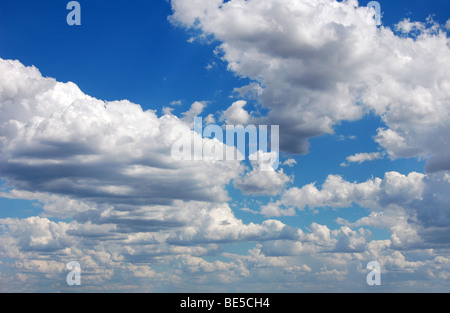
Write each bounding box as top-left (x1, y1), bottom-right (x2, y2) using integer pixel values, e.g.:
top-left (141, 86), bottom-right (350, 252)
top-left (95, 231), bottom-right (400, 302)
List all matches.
top-left (220, 100), bottom-right (251, 125)
top-left (170, 0), bottom-right (450, 172)
top-left (0, 59), bottom-right (245, 206)
top-left (0, 57), bottom-right (340, 292)
top-left (0, 58), bottom-right (249, 290)
top-left (1, 0), bottom-right (450, 292)
top-left (261, 171), bottom-right (450, 251)
top-left (234, 151), bottom-right (291, 196)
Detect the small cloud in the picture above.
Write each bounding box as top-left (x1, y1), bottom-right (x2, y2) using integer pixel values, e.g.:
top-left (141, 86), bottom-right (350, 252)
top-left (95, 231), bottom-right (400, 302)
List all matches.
top-left (335, 217), bottom-right (351, 226)
top-left (205, 114), bottom-right (215, 125)
top-left (446, 19), bottom-right (450, 30)
top-left (232, 83), bottom-right (263, 100)
top-left (241, 208), bottom-right (259, 215)
top-left (341, 152), bottom-right (385, 167)
top-left (260, 203), bottom-right (296, 217)
top-left (395, 17), bottom-right (440, 36)
top-left (205, 61), bottom-right (217, 70)
top-left (395, 18), bottom-right (425, 34)
top-left (337, 135), bottom-right (357, 141)
top-left (282, 159), bottom-right (297, 168)
top-left (170, 100), bottom-right (183, 106)
top-left (220, 100), bottom-right (251, 125)
top-left (233, 152), bottom-right (291, 196)
top-left (181, 101), bottom-right (207, 125)
top-left (162, 107), bottom-right (174, 116)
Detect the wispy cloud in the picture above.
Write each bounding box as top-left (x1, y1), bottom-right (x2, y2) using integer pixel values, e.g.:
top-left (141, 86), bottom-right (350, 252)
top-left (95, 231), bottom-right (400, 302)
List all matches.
top-left (340, 152), bottom-right (385, 167)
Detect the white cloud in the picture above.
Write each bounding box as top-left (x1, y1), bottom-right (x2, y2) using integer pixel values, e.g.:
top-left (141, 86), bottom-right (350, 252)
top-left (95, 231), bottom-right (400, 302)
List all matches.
top-left (232, 82), bottom-right (263, 100)
top-left (395, 18), bottom-right (426, 34)
top-left (170, 0), bottom-right (450, 171)
top-left (205, 113), bottom-right (216, 125)
top-left (265, 171), bottom-right (427, 215)
top-left (170, 100), bottom-right (183, 106)
top-left (282, 159), bottom-right (297, 167)
top-left (261, 170), bottom-right (450, 251)
top-left (233, 168), bottom-right (290, 196)
top-left (176, 255), bottom-right (249, 279)
top-left (162, 106), bottom-right (174, 115)
top-left (1, 0), bottom-right (450, 292)
top-left (0, 57), bottom-right (317, 290)
top-left (234, 151), bottom-right (291, 196)
top-left (341, 152), bottom-right (384, 166)
top-left (0, 58), bottom-right (282, 290)
top-left (0, 59), bottom-right (246, 207)
top-left (181, 101), bottom-right (207, 125)
top-left (260, 203), bottom-right (296, 217)
top-left (220, 100), bottom-right (251, 125)
top-left (0, 216), bottom-right (72, 252)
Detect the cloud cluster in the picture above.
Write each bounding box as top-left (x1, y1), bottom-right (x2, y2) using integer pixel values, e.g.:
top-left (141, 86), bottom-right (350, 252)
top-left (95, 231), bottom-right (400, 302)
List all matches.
top-left (261, 171), bottom-right (450, 251)
top-left (0, 58), bottom-right (310, 291)
top-left (170, 0), bottom-right (450, 172)
top-left (234, 150), bottom-right (291, 196)
top-left (1, 0), bottom-right (450, 292)
top-left (340, 152), bottom-right (384, 167)
top-left (0, 59), bottom-right (245, 208)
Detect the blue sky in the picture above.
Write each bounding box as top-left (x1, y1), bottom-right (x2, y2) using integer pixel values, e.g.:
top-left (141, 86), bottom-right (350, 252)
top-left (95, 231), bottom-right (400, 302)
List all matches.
top-left (0, 0), bottom-right (449, 292)
top-left (0, 0), bottom-right (242, 112)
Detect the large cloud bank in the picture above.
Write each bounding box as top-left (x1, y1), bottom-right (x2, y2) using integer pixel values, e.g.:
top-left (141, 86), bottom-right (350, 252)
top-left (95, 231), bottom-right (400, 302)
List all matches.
top-left (171, 0), bottom-right (450, 173)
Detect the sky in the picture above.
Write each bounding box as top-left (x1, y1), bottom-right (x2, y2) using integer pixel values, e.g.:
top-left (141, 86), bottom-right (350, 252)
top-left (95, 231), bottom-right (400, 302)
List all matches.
top-left (0, 0), bottom-right (449, 293)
